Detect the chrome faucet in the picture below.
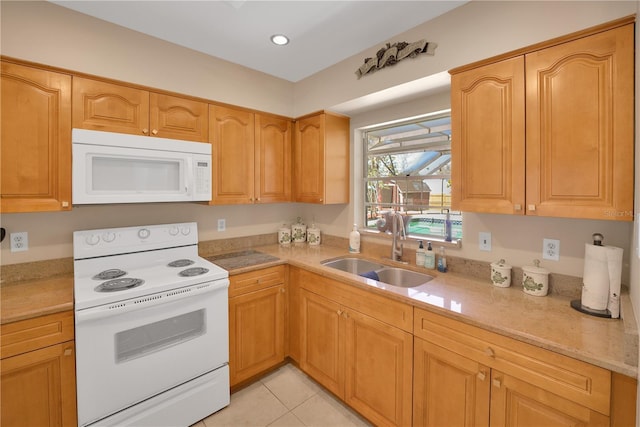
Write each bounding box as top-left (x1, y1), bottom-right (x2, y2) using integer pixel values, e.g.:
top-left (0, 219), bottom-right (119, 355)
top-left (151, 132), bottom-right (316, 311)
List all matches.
top-left (391, 212), bottom-right (406, 262)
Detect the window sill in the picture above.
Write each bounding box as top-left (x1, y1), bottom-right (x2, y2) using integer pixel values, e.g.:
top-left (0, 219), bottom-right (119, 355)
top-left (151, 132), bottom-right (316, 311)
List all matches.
top-left (359, 228), bottom-right (462, 249)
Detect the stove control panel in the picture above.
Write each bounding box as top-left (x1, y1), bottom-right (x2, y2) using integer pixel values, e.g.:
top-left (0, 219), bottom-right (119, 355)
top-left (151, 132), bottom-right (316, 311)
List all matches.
top-left (74, 222), bottom-right (198, 259)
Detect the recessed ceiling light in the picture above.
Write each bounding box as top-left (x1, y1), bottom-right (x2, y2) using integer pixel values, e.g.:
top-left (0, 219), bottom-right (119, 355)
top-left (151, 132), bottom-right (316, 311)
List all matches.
top-left (270, 34), bottom-right (289, 46)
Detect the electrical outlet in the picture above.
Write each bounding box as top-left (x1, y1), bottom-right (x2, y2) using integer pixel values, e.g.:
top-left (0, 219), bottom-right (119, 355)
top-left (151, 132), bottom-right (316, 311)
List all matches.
top-left (10, 232), bottom-right (28, 252)
top-left (543, 238), bottom-right (560, 261)
top-left (479, 232), bottom-right (492, 251)
top-left (217, 219), bottom-right (226, 232)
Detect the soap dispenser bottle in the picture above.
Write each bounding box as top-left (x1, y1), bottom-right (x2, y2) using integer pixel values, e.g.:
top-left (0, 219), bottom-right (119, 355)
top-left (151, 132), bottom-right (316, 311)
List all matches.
top-left (437, 246), bottom-right (448, 272)
top-left (415, 241), bottom-right (426, 266)
top-left (349, 224), bottom-right (361, 253)
top-left (424, 241), bottom-right (436, 269)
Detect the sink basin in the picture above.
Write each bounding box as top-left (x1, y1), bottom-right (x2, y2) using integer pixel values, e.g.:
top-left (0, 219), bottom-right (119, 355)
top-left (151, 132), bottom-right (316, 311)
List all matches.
top-left (321, 257), bottom-right (386, 275)
top-left (321, 257), bottom-right (433, 288)
top-left (374, 267), bottom-right (434, 288)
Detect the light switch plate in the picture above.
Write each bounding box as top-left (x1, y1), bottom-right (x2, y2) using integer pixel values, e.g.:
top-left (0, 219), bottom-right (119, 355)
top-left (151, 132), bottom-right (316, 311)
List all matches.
top-left (543, 238), bottom-right (560, 261)
top-left (217, 219), bottom-right (226, 232)
top-left (479, 232), bottom-right (492, 252)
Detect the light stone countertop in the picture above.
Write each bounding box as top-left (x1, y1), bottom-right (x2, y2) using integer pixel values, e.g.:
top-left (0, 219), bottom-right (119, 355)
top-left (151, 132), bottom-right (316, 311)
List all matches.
top-left (229, 243), bottom-right (638, 378)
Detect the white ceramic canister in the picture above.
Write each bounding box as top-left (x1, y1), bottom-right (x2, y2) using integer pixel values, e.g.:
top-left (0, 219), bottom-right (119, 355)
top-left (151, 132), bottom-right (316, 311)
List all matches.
top-left (490, 259), bottom-right (512, 288)
top-left (522, 259), bottom-right (550, 296)
top-left (291, 217), bottom-right (307, 243)
top-left (307, 223), bottom-right (321, 246)
top-left (278, 224), bottom-right (291, 245)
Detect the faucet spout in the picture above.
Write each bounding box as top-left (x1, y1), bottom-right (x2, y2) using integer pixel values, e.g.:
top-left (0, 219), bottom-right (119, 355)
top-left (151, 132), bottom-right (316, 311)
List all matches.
top-left (391, 212), bottom-right (406, 262)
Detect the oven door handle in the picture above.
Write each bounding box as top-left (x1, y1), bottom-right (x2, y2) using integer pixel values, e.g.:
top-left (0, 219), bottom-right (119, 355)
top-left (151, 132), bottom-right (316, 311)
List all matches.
top-left (75, 279), bottom-right (229, 322)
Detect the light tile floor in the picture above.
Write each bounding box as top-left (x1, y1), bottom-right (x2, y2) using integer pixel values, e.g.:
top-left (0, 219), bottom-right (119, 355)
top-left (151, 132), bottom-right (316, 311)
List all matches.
top-left (191, 364), bottom-right (372, 427)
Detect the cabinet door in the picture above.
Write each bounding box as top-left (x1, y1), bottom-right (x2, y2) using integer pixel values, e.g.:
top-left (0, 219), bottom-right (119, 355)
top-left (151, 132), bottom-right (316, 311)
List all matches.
top-left (1, 62), bottom-right (72, 212)
top-left (489, 371), bottom-right (609, 427)
top-left (294, 114), bottom-right (325, 203)
top-left (255, 114), bottom-right (291, 203)
top-left (1, 342), bottom-right (77, 427)
top-left (413, 338), bottom-right (490, 427)
top-left (300, 289), bottom-right (344, 398)
top-left (149, 93), bottom-right (208, 142)
top-left (344, 308), bottom-right (413, 427)
top-left (525, 24), bottom-right (634, 221)
top-left (451, 56), bottom-right (526, 214)
top-left (209, 105), bottom-right (255, 204)
top-left (229, 284), bottom-right (285, 386)
top-left (72, 77), bottom-right (150, 135)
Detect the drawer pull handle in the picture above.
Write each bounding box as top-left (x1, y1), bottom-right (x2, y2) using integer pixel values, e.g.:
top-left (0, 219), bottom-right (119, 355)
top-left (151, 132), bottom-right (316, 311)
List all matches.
top-left (477, 371), bottom-right (486, 381)
top-left (492, 378), bottom-right (502, 388)
top-left (484, 347), bottom-right (495, 358)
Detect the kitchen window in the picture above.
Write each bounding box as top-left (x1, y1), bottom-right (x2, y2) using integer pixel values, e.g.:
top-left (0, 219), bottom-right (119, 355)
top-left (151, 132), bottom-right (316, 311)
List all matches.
top-left (363, 110), bottom-right (462, 241)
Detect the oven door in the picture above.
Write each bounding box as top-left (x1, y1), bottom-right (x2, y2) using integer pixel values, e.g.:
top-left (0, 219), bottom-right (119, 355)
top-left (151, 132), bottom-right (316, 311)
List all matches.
top-left (75, 279), bottom-right (229, 427)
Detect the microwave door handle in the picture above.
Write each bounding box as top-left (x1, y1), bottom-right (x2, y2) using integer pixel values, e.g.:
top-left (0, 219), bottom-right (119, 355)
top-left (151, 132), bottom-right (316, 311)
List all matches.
top-left (185, 158), bottom-right (193, 196)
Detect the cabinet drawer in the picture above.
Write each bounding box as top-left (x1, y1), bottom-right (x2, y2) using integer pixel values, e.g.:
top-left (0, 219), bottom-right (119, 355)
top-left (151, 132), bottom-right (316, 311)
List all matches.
top-left (229, 265), bottom-right (285, 297)
top-left (414, 307), bottom-right (611, 415)
top-left (1, 311), bottom-right (74, 359)
top-left (299, 269), bottom-right (412, 333)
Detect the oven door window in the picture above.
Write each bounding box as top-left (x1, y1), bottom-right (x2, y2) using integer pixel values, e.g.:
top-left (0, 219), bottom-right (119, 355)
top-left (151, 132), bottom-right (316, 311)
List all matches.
top-left (115, 309), bottom-right (206, 363)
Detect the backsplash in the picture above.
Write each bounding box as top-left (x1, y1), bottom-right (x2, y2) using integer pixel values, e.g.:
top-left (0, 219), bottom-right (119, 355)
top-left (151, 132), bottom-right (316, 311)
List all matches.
top-left (0, 232), bottom-right (591, 299)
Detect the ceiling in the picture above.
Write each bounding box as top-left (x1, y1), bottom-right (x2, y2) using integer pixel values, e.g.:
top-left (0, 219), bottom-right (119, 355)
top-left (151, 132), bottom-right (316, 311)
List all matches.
top-left (50, 1), bottom-right (467, 83)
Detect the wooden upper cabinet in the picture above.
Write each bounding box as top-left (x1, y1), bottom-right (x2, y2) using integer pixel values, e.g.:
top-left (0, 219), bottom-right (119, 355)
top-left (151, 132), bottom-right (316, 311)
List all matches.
top-left (450, 20), bottom-right (634, 221)
top-left (451, 56), bottom-right (525, 215)
top-left (73, 77), bottom-right (208, 142)
top-left (525, 24), bottom-right (634, 221)
top-left (1, 61), bottom-right (72, 213)
top-left (73, 77), bottom-right (149, 135)
top-left (149, 92), bottom-right (208, 142)
top-left (293, 111), bottom-right (350, 204)
top-left (255, 114), bottom-right (291, 203)
top-left (209, 105), bottom-right (255, 204)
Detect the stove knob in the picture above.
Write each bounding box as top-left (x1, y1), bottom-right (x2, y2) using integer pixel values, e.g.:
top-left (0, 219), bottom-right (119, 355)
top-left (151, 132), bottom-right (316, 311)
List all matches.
top-left (180, 226), bottom-right (191, 236)
top-left (85, 234), bottom-right (100, 246)
top-left (138, 228), bottom-right (151, 239)
top-left (102, 232), bottom-right (116, 243)
top-left (169, 226), bottom-right (179, 236)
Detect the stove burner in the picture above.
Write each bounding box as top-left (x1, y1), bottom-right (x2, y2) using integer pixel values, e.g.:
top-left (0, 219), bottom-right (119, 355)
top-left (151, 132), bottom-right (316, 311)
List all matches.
top-left (179, 267), bottom-right (209, 277)
top-left (92, 269), bottom-right (127, 280)
top-left (168, 259), bottom-right (195, 268)
top-left (95, 278), bottom-right (145, 292)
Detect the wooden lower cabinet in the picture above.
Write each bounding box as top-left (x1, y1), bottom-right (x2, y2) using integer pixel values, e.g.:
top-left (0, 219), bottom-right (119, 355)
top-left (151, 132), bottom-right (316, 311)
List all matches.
top-left (1, 311), bottom-right (76, 427)
top-left (299, 287), bottom-right (413, 427)
top-left (490, 371), bottom-right (609, 427)
top-left (228, 266), bottom-right (286, 386)
top-left (413, 338), bottom-right (490, 427)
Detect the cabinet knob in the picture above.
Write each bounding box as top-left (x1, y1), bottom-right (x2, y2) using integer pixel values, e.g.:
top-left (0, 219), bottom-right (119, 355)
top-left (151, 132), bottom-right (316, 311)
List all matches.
top-left (492, 378), bottom-right (502, 388)
top-left (152, 129), bottom-right (158, 135)
top-left (514, 204), bottom-right (522, 211)
top-left (64, 348), bottom-right (73, 356)
top-left (528, 204), bottom-right (536, 211)
top-left (477, 371), bottom-right (486, 381)
top-left (61, 201), bottom-right (70, 208)
top-left (280, 288), bottom-right (285, 293)
top-left (319, 198), bottom-right (323, 202)
top-left (337, 310), bottom-right (343, 316)
top-left (342, 311), bottom-right (349, 319)
top-left (484, 347), bottom-right (495, 358)
top-left (142, 128), bottom-right (149, 135)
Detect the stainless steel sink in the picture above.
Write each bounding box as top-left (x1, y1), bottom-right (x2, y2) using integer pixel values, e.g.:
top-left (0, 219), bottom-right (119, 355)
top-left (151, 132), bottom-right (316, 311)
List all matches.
top-left (374, 267), bottom-right (433, 288)
top-left (321, 257), bottom-right (433, 288)
top-left (321, 257), bottom-right (386, 275)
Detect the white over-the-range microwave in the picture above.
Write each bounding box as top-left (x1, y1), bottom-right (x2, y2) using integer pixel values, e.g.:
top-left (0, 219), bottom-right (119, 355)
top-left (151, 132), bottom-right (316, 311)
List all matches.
top-left (72, 129), bottom-right (212, 205)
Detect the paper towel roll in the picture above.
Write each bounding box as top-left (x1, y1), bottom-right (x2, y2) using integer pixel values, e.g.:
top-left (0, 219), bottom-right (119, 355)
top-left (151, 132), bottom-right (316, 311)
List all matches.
top-left (581, 243), bottom-right (624, 316)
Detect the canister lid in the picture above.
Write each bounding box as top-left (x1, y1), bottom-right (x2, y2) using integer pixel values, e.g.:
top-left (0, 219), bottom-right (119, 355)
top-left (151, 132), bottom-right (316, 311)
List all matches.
top-left (491, 259), bottom-right (512, 270)
top-left (522, 259), bottom-right (549, 275)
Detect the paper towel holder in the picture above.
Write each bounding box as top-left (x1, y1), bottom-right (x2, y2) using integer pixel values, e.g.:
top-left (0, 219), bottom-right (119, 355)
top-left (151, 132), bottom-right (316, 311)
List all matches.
top-left (570, 232), bottom-right (616, 319)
